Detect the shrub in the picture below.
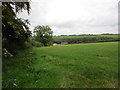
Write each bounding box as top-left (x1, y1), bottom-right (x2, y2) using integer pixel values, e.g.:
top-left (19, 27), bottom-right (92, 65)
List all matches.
top-left (29, 39), bottom-right (44, 47)
top-left (2, 39), bottom-right (27, 55)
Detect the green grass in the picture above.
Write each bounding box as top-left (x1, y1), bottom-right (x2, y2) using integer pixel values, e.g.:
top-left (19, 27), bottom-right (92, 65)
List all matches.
top-left (53, 34), bottom-right (119, 39)
top-left (3, 42), bottom-right (118, 88)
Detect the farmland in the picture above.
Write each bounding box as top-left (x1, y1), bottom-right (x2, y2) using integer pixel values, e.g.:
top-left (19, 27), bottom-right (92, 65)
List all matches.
top-left (53, 34), bottom-right (120, 44)
top-left (2, 1), bottom-right (119, 89)
top-left (53, 34), bottom-right (119, 39)
top-left (3, 42), bottom-right (118, 88)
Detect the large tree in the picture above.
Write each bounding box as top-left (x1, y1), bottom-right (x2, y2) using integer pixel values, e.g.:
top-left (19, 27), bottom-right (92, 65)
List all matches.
top-left (2, 2), bottom-right (31, 54)
top-left (34, 25), bottom-right (53, 46)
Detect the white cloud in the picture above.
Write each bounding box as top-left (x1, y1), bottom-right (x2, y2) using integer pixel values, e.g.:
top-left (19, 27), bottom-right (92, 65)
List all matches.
top-left (18, 0), bottom-right (119, 35)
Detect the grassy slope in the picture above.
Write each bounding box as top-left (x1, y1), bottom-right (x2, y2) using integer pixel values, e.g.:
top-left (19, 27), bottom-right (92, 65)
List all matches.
top-left (3, 42), bottom-right (118, 88)
top-left (53, 35), bottom-right (119, 39)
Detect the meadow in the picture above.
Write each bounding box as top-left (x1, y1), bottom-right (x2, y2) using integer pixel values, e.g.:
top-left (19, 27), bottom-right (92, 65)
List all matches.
top-left (54, 34), bottom-right (120, 38)
top-left (53, 34), bottom-right (120, 44)
top-left (53, 34), bottom-right (119, 39)
top-left (3, 42), bottom-right (118, 88)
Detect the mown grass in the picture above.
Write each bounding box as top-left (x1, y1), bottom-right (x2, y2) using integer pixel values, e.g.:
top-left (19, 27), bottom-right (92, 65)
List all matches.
top-left (2, 42), bottom-right (118, 88)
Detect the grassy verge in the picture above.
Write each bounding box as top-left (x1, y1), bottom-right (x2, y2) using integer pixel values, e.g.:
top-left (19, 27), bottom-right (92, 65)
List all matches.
top-left (3, 42), bottom-right (118, 88)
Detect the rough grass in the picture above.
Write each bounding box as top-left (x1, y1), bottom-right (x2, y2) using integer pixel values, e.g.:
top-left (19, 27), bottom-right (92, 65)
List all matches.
top-left (2, 42), bottom-right (118, 88)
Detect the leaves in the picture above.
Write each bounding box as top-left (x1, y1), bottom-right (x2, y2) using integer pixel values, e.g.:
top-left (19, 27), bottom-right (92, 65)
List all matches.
top-left (33, 25), bottom-right (53, 46)
top-left (2, 1), bottom-right (31, 54)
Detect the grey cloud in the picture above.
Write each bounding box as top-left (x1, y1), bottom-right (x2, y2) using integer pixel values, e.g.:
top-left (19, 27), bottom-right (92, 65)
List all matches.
top-left (18, 0), bottom-right (118, 35)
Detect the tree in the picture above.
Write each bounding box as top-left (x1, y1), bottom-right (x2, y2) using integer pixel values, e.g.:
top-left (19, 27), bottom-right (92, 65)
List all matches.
top-left (2, 2), bottom-right (31, 54)
top-left (34, 25), bottom-right (53, 46)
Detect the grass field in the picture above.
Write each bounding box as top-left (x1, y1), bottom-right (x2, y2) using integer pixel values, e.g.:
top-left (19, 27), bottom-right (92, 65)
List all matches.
top-left (53, 34), bottom-right (119, 39)
top-left (53, 34), bottom-right (120, 44)
top-left (53, 35), bottom-right (120, 39)
top-left (3, 42), bottom-right (118, 88)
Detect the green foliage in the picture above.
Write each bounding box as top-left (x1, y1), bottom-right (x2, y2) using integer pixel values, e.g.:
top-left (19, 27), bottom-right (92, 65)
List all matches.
top-left (54, 34), bottom-right (119, 39)
top-left (2, 2), bottom-right (31, 54)
top-left (28, 39), bottom-right (44, 47)
top-left (2, 39), bottom-right (29, 55)
top-left (3, 42), bottom-right (118, 88)
top-left (33, 25), bottom-right (53, 46)
top-left (53, 35), bottom-right (120, 44)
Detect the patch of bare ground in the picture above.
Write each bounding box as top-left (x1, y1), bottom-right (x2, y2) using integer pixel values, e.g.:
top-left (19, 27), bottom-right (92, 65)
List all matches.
top-left (105, 80), bottom-right (118, 88)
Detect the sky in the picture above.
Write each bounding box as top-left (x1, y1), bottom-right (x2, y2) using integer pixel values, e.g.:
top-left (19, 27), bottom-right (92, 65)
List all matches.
top-left (18, 0), bottom-right (119, 35)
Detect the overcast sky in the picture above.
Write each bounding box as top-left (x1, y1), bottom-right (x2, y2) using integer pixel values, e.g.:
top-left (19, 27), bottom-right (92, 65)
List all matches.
top-left (18, 0), bottom-right (119, 35)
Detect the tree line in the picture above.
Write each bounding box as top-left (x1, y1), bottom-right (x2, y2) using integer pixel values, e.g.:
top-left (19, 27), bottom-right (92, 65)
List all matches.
top-left (53, 37), bottom-right (119, 44)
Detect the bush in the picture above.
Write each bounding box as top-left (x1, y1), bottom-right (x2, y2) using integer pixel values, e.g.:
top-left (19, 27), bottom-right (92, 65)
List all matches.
top-left (29, 39), bottom-right (44, 47)
top-left (2, 39), bottom-right (27, 55)
top-left (2, 39), bottom-right (43, 56)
